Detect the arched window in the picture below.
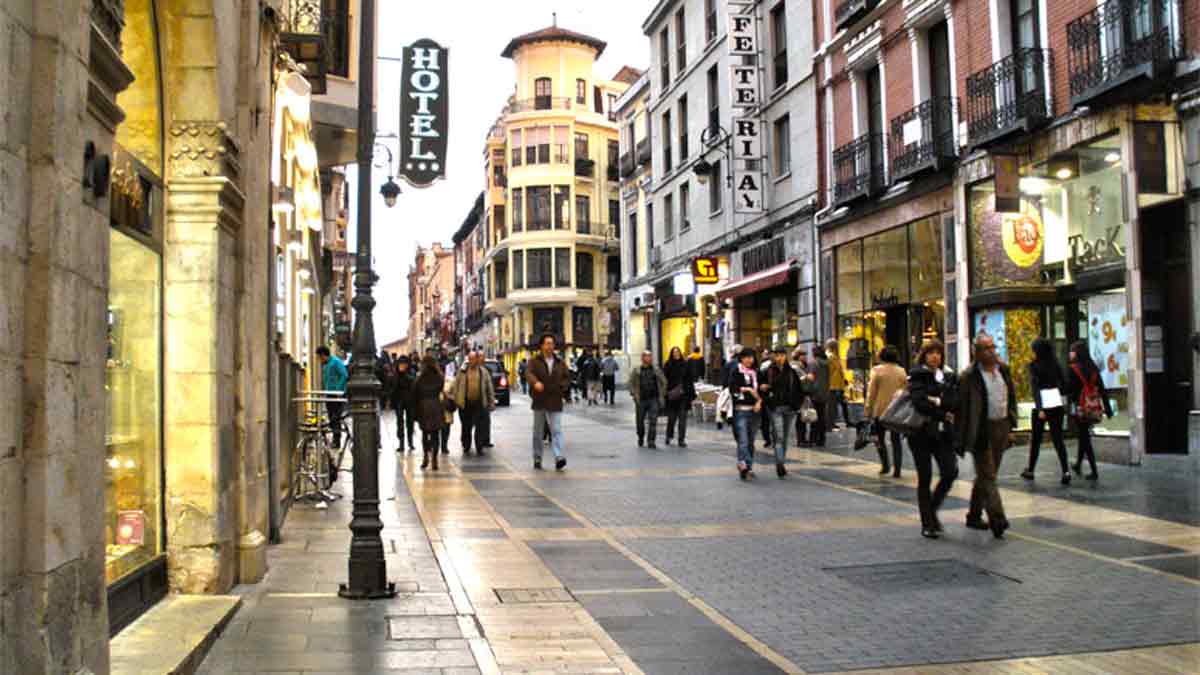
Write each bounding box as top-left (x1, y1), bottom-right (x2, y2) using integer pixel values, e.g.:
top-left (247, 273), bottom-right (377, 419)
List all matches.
top-left (535, 77), bottom-right (552, 110)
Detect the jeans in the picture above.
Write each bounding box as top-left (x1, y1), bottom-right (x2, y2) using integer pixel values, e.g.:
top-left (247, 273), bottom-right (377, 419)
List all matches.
top-left (760, 405), bottom-right (773, 445)
top-left (875, 425), bottom-right (903, 472)
top-left (733, 409), bottom-right (758, 468)
top-left (327, 401), bottom-right (345, 448)
top-left (829, 389), bottom-right (851, 428)
top-left (636, 399), bottom-right (660, 444)
top-left (395, 405), bottom-right (414, 448)
top-left (968, 419), bottom-right (1011, 524)
top-left (1028, 409), bottom-right (1069, 473)
top-left (532, 409), bottom-right (564, 460)
top-left (665, 399), bottom-right (688, 442)
top-left (587, 380), bottom-right (601, 403)
top-left (770, 407), bottom-right (796, 465)
top-left (602, 375), bottom-right (616, 404)
top-left (459, 403), bottom-right (486, 451)
top-left (909, 434), bottom-right (959, 528)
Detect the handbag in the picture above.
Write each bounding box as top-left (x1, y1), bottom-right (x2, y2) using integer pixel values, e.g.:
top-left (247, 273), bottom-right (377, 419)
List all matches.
top-left (800, 403), bottom-right (819, 424)
top-left (1071, 365), bottom-right (1104, 424)
top-left (667, 385), bottom-right (684, 401)
top-left (878, 388), bottom-right (929, 435)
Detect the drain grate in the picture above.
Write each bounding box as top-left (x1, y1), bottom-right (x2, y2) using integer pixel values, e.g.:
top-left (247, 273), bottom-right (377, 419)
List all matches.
top-left (824, 558), bottom-right (1020, 593)
top-left (494, 587), bottom-right (576, 604)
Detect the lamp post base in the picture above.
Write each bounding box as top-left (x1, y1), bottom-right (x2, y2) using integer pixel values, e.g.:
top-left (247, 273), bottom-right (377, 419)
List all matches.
top-left (338, 581), bottom-right (398, 600)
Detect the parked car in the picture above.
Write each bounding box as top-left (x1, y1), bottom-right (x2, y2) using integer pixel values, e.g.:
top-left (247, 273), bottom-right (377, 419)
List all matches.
top-left (483, 359), bottom-right (510, 406)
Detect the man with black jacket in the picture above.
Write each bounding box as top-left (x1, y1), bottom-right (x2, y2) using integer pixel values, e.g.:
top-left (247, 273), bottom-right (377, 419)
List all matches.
top-left (764, 345), bottom-right (803, 477)
top-left (390, 356), bottom-right (417, 452)
top-left (525, 334), bottom-right (571, 470)
top-left (629, 351), bottom-right (668, 448)
top-left (958, 334), bottom-right (1017, 539)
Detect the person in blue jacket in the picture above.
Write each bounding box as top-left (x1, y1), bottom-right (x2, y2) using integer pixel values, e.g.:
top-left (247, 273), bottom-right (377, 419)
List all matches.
top-left (317, 346), bottom-right (349, 448)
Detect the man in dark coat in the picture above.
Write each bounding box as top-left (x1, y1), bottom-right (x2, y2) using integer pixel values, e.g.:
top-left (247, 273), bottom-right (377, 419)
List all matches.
top-left (390, 355), bottom-right (417, 452)
top-left (957, 333), bottom-right (1017, 538)
top-left (525, 333), bottom-right (571, 470)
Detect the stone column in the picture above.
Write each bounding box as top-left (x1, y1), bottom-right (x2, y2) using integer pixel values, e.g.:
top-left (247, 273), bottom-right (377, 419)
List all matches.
top-left (162, 121), bottom-right (246, 593)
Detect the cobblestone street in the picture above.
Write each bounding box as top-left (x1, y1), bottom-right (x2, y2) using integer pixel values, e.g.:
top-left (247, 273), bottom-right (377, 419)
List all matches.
top-left (195, 395), bottom-right (1200, 674)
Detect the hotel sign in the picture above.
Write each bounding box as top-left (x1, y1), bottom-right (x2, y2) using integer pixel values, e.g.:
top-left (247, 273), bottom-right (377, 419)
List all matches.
top-left (399, 39), bottom-right (449, 188)
top-left (727, 3), bottom-right (763, 214)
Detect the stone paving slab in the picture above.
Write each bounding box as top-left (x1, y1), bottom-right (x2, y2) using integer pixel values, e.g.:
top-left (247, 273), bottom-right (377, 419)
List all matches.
top-left (1010, 515), bottom-right (1187, 559)
top-left (1134, 554), bottom-right (1200, 580)
top-left (110, 594), bottom-right (241, 674)
top-left (526, 540), bottom-right (664, 591)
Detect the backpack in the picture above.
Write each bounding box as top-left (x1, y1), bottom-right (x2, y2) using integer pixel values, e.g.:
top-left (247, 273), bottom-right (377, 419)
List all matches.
top-left (1071, 364), bottom-right (1104, 424)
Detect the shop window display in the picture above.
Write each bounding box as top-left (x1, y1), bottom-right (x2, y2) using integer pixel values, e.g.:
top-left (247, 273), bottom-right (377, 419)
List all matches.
top-left (106, 230), bottom-right (163, 583)
top-left (972, 307), bottom-right (1040, 431)
top-left (1083, 290), bottom-right (1131, 434)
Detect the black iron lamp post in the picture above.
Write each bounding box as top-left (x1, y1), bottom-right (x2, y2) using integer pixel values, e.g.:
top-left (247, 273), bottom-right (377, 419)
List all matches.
top-left (691, 125), bottom-right (733, 187)
top-left (373, 141), bottom-right (402, 208)
top-left (339, 0), bottom-right (397, 600)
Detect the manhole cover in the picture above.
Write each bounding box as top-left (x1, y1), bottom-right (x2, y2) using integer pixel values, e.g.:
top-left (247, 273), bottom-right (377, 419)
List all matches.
top-left (824, 559), bottom-right (1019, 593)
top-left (494, 587), bottom-right (576, 604)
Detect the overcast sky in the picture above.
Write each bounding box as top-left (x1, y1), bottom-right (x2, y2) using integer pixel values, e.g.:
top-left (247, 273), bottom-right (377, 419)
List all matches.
top-left (347, 0), bottom-right (651, 346)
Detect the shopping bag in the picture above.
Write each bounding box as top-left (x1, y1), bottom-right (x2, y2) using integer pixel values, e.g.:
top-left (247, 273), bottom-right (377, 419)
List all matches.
top-left (877, 388), bottom-right (928, 435)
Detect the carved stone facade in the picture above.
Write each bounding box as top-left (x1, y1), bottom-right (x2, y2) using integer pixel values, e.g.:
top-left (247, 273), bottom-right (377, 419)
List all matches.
top-left (1, 1), bottom-right (282, 673)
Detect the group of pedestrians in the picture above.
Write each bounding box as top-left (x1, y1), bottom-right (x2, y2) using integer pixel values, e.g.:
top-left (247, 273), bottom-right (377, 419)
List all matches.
top-left (388, 350), bottom-right (497, 471)
top-left (629, 348), bottom-right (698, 448)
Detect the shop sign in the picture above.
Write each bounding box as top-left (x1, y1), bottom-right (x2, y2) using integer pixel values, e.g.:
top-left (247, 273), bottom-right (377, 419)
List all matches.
top-left (673, 272), bottom-right (697, 296)
top-left (734, 171), bottom-right (763, 213)
top-left (116, 510), bottom-right (146, 546)
top-left (1001, 211), bottom-right (1044, 269)
top-left (399, 39), bottom-right (449, 188)
top-left (870, 288), bottom-right (901, 309)
top-left (1068, 225), bottom-right (1124, 272)
top-left (742, 238), bottom-right (785, 275)
top-left (726, 8), bottom-right (756, 56)
top-left (993, 153), bottom-right (1021, 213)
top-left (726, 2), bottom-right (764, 215)
top-left (692, 257), bottom-right (720, 284)
top-left (732, 119), bottom-right (762, 161)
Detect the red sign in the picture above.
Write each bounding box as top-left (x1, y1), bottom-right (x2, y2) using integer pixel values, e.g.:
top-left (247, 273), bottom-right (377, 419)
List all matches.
top-left (116, 510), bottom-right (146, 546)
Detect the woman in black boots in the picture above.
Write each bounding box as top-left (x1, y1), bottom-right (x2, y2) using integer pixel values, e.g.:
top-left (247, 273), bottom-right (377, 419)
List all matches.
top-left (1023, 338), bottom-right (1071, 485)
top-left (663, 347), bottom-right (696, 447)
top-left (414, 355), bottom-right (445, 471)
top-left (1065, 340), bottom-right (1113, 481)
top-left (907, 339), bottom-right (960, 539)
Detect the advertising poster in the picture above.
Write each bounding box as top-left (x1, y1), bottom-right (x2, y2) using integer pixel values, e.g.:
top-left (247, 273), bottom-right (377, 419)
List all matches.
top-left (1086, 294), bottom-right (1129, 390)
top-left (973, 309), bottom-right (1008, 363)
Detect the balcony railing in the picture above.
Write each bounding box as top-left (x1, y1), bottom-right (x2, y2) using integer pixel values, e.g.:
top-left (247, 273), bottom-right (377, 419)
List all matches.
top-left (1066, 0), bottom-right (1181, 107)
top-left (280, 0), bottom-right (329, 94)
top-left (835, 0), bottom-right (879, 31)
top-left (966, 47), bottom-right (1054, 149)
top-left (889, 97), bottom-right (958, 181)
top-left (619, 152), bottom-right (635, 177)
top-left (575, 158), bottom-right (595, 178)
top-left (606, 163), bottom-right (619, 181)
top-left (636, 138), bottom-right (651, 165)
top-left (509, 97), bottom-right (572, 113)
top-left (832, 134), bottom-right (884, 207)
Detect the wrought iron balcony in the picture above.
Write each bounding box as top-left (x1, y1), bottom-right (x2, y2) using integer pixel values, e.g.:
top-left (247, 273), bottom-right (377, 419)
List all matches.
top-left (889, 97), bottom-right (958, 182)
top-left (575, 158), bottom-right (595, 178)
top-left (966, 48), bottom-right (1054, 150)
top-left (619, 152), bottom-right (635, 177)
top-left (835, 0), bottom-right (880, 31)
top-left (509, 97), bottom-right (572, 113)
top-left (1066, 0), bottom-right (1181, 107)
top-left (606, 163), bottom-right (619, 181)
top-left (280, 0), bottom-right (330, 94)
top-left (832, 134), bottom-right (884, 207)
top-left (636, 138), bottom-right (651, 165)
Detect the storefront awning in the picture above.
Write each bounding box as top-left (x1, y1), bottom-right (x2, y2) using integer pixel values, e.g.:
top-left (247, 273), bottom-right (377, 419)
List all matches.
top-left (716, 260), bottom-right (796, 302)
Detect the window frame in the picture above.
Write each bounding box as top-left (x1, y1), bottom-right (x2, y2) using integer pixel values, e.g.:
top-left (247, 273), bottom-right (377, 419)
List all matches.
top-left (773, 114), bottom-right (791, 176)
top-left (771, 3), bottom-right (788, 90)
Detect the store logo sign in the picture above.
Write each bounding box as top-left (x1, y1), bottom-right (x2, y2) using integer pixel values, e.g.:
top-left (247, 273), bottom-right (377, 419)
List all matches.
top-left (1001, 211), bottom-right (1044, 269)
top-left (692, 257), bottom-right (720, 284)
top-left (1068, 226), bottom-right (1124, 271)
top-left (399, 39), bottom-right (449, 188)
top-left (726, 2), bottom-right (764, 215)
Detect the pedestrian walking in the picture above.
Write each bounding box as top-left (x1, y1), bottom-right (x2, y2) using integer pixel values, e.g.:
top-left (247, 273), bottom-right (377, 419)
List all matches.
top-left (765, 345), bottom-right (803, 478)
top-left (758, 351), bottom-right (774, 448)
top-left (414, 355), bottom-right (445, 471)
top-left (663, 347), bottom-right (695, 447)
top-left (629, 351), bottom-right (667, 448)
top-left (316, 346), bottom-right (348, 449)
top-left (579, 349), bottom-right (602, 406)
top-left (526, 333), bottom-right (570, 470)
top-left (906, 339), bottom-right (961, 539)
top-left (790, 349), bottom-right (812, 447)
top-left (728, 348), bottom-right (764, 480)
top-left (600, 350), bottom-right (619, 405)
top-left (808, 345), bottom-right (830, 447)
top-left (688, 346), bottom-right (706, 384)
top-left (517, 358), bottom-right (528, 394)
top-left (390, 355), bottom-right (417, 453)
top-left (1022, 338), bottom-right (1071, 484)
top-left (375, 350), bottom-right (395, 410)
top-left (865, 345), bottom-right (907, 476)
top-left (720, 344), bottom-right (744, 441)
top-left (958, 333), bottom-right (1016, 539)
top-left (453, 350), bottom-right (495, 455)
top-left (440, 371), bottom-right (455, 454)
top-left (1065, 340), bottom-right (1113, 482)
top-left (826, 340), bottom-right (851, 429)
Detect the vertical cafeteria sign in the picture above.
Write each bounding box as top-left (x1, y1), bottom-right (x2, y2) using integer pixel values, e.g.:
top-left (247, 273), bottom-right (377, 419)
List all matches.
top-left (399, 39), bottom-right (449, 187)
top-left (728, 2), bottom-right (763, 214)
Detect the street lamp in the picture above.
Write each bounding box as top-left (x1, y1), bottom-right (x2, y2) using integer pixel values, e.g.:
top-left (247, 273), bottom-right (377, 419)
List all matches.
top-left (692, 125), bottom-right (733, 187)
top-left (373, 141), bottom-right (401, 208)
top-left (339, 0), bottom-right (396, 601)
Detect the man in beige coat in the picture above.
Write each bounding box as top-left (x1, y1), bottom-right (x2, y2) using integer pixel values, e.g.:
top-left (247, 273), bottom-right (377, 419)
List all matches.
top-left (865, 345), bottom-right (908, 476)
top-left (452, 351), bottom-right (496, 455)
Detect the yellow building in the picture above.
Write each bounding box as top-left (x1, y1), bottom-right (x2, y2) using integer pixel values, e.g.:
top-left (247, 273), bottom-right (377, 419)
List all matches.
top-left (482, 25), bottom-right (635, 374)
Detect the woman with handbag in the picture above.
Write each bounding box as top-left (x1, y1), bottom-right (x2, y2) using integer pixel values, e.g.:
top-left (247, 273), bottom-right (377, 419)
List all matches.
top-left (727, 347), bottom-right (764, 480)
top-left (663, 347), bottom-right (695, 447)
top-left (865, 345), bottom-right (907, 476)
top-left (906, 339), bottom-right (960, 539)
top-left (1022, 338), bottom-right (1071, 485)
top-left (1065, 340), bottom-right (1113, 481)
top-left (414, 355), bottom-right (446, 471)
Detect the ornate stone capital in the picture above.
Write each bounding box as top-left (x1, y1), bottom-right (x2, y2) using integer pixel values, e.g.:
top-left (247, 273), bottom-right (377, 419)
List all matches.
top-left (168, 121), bottom-right (242, 182)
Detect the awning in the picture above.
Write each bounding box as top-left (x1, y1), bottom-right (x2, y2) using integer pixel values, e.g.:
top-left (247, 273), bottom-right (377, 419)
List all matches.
top-left (716, 260), bottom-right (796, 302)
